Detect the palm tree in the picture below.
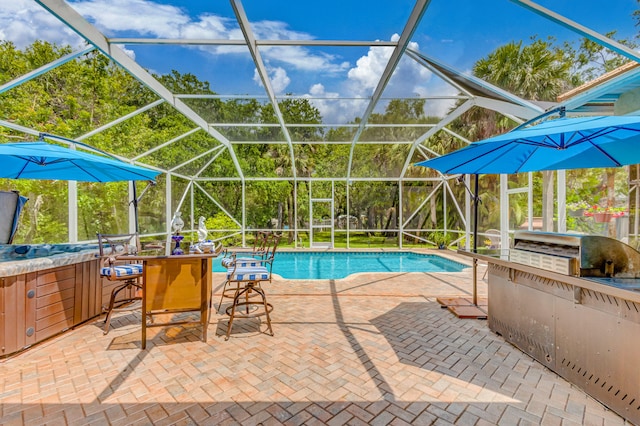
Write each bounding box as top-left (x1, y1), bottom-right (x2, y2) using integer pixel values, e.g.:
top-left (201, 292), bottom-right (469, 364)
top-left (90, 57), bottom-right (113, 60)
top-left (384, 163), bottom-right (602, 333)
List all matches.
top-left (471, 38), bottom-right (572, 231)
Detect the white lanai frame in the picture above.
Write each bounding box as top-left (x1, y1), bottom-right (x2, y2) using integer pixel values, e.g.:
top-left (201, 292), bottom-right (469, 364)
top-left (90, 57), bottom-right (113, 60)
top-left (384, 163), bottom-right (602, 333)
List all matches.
top-left (35, 0), bottom-right (247, 244)
top-left (0, 0), bottom-right (634, 246)
top-left (344, 0), bottom-right (431, 246)
top-left (230, 0), bottom-right (299, 245)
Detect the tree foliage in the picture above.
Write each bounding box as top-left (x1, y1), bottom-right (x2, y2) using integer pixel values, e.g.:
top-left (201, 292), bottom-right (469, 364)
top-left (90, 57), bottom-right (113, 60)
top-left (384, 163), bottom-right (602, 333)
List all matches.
top-left (0, 22), bottom-right (637, 244)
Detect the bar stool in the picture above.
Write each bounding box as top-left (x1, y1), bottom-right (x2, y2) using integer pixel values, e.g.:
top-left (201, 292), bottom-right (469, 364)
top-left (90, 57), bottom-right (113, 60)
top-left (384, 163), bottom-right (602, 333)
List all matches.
top-left (97, 233), bottom-right (143, 334)
top-left (217, 232), bottom-right (278, 312)
top-left (223, 236), bottom-right (279, 339)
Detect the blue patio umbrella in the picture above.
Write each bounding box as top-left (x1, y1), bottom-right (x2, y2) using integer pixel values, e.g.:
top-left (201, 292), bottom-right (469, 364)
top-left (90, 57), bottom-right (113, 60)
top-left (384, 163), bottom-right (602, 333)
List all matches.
top-left (415, 115), bottom-right (640, 306)
top-left (0, 141), bottom-right (161, 235)
top-left (0, 141), bottom-right (159, 182)
top-left (416, 115), bottom-right (640, 174)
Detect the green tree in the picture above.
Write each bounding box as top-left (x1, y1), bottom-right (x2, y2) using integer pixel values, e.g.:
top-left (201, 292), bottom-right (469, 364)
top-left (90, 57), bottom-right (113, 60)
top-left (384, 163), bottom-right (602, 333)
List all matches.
top-left (468, 38), bottom-right (572, 232)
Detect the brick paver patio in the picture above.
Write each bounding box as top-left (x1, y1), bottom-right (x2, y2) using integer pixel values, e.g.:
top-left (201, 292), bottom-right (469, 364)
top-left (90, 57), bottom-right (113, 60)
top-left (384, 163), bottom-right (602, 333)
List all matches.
top-left (0, 252), bottom-right (627, 425)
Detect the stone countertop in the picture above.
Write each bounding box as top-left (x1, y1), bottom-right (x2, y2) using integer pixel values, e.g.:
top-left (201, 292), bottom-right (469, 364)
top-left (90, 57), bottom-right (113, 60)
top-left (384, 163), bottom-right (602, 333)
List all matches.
top-left (0, 244), bottom-right (100, 278)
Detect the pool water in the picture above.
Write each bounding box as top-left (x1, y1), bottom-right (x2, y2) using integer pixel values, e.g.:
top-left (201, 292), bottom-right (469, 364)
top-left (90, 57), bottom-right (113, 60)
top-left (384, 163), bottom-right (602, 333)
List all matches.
top-left (215, 251), bottom-right (467, 279)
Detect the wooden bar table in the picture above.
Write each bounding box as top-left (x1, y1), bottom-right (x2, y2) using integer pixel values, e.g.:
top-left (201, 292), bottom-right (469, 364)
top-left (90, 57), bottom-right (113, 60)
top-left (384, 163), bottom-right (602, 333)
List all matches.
top-left (123, 253), bottom-right (218, 349)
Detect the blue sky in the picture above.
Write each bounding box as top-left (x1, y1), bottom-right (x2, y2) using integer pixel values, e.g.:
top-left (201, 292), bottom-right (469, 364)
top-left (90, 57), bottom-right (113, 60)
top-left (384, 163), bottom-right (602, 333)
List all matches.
top-left (2, 0), bottom-right (639, 123)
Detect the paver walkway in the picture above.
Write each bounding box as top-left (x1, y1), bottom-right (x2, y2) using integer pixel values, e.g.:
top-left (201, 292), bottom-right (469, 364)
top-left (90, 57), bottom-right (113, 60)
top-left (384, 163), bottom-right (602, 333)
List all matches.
top-left (0, 252), bottom-right (627, 425)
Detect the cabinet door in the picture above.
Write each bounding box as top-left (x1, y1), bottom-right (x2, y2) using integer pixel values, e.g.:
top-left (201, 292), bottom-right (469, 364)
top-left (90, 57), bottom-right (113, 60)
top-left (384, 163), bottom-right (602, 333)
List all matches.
top-left (145, 258), bottom-right (204, 311)
top-left (36, 265), bottom-right (75, 341)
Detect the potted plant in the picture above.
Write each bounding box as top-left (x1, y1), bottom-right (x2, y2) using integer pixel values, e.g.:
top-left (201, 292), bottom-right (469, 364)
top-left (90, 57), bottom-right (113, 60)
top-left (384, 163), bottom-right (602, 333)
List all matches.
top-left (429, 231), bottom-right (452, 249)
top-left (584, 205), bottom-right (627, 223)
top-left (567, 201), bottom-right (589, 217)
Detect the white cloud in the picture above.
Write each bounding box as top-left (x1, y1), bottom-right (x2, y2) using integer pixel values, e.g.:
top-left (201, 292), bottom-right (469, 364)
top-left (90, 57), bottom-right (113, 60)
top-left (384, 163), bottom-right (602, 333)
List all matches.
top-left (345, 35), bottom-right (434, 99)
top-left (72, 0), bottom-right (191, 37)
top-left (303, 84), bottom-right (368, 125)
top-left (304, 84), bottom-right (340, 122)
top-left (253, 67), bottom-right (290, 94)
top-left (3, 0), bottom-right (349, 76)
top-left (347, 45), bottom-right (394, 95)
top-left (114, 44), bottom-right (136, 60)
top-left (303, 35), bottom-right (458, 122)
top-left (4, 2), bottom-right (456, 122)
top-left (262, 46), bottom-right (349, 73)
top-left (251, 20), bottom-right (312, 41)
top-left (0, 0), bottom-right (83, 48)
top-left (269, 67), bottom-right (291, 94)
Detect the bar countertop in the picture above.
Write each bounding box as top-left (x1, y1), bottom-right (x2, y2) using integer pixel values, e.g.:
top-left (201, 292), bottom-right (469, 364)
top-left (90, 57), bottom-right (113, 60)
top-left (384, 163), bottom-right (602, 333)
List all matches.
top-left (458, 248), bottom-right (640, 304)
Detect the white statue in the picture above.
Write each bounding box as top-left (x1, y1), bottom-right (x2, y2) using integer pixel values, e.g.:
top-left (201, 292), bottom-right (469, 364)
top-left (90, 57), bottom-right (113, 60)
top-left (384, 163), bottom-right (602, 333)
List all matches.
top-left (197, 216), bottom-right (208, 243)
top-left (171, 211), bottom-right (184, 235)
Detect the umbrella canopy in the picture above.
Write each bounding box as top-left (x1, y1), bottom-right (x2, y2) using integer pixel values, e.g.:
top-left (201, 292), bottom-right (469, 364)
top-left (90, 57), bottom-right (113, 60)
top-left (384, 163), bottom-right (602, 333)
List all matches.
top-left (0, 142), bottom-right (160, 182)
top-left (416, 115), bottom-right (640, 174)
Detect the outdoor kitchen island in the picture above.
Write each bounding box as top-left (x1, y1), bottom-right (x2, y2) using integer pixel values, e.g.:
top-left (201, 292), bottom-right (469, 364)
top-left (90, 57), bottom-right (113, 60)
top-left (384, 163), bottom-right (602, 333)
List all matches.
top-left (463, 231), bottom-right (640, 425)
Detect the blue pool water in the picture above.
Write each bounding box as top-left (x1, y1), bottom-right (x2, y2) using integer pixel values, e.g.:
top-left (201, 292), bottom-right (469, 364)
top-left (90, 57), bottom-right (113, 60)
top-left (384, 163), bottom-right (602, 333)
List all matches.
top-left (215, 251), bottom-right (468, 279)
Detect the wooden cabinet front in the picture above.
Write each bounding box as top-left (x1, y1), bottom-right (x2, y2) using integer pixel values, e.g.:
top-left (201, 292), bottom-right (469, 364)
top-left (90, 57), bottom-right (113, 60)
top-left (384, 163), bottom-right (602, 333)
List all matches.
top-left (144, 257), bottom-right (211, 312)
top-left (133, 254), bottom-right (214, 349)
top-left (1, 258), bottom-right (101, 357)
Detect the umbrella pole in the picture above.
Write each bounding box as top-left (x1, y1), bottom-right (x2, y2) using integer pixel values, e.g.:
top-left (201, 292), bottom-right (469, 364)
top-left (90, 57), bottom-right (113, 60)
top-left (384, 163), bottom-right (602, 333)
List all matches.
top-left (131, 180), bottom-right (156, 235)
top-left (132, 182), bottom-right (139, 234)
top-left (472, 174), bottom-right (479, 306)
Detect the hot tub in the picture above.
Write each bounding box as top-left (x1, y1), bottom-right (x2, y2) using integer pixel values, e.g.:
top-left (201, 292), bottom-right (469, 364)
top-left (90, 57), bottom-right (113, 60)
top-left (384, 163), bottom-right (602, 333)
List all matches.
top-left (0, 243), bottom-right (105, 357)
top-left (0, 243), bottom-right (99, 260)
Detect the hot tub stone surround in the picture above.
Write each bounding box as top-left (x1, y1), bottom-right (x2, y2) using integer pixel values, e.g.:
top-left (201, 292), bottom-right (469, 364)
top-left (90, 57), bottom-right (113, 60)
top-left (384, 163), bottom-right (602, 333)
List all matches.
top-left (0, 243), bottom-right (100, 278)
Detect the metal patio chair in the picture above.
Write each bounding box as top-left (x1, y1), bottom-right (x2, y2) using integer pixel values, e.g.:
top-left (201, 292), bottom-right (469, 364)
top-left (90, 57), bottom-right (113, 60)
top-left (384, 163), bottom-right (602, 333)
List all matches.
top-left (222, 234), bottom-right (281, 339)
top-left (97, 233), bottom-right (144, 334)
top-left (217, 231), bottom-right (273, 311)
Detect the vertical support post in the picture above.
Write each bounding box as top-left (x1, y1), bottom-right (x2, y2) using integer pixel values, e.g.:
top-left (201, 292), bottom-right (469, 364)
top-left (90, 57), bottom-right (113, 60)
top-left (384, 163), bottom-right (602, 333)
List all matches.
top-left (557, 169), bottom-right (566, 233)
top-left (465, 174), bottom-right (471, 251)
top-left (629, 164), bottom-right (640, 245)
top-left (331, 181), bottom-right (335, 249)
top-left (528, 172), bottom-right (534, 231)
top-left (472, 174), bottom-right (479, 306)
top-left (293, 180), bottom-right (298, 248)
top-left (190, 182), bottom-right (194, 233)
top-left (68, 181), bottom-right (78, 243)
top-left (542, 171), bottom-right (555, 231)
top-left (165, 173), bottom-right (172, 255)
top-left (67, 142), bottom-right (78, 242)
top-left (346, 179), bottom-right (350, 249)
top-left (309, 181), bottom-right (313, 247)
top-left (500, 174), bottom-right (508, 259)
top-left (398, 181), bottom-right (403, 249)
top-left (241, 180), bottom-right (246, 247)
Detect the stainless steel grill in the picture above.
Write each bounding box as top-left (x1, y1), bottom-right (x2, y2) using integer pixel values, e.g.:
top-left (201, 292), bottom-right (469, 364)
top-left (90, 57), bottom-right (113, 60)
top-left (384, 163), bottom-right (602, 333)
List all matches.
top-left (509, 230), bottom-right (640, 278)
top-left (488, 230), bottom-right (640, 425)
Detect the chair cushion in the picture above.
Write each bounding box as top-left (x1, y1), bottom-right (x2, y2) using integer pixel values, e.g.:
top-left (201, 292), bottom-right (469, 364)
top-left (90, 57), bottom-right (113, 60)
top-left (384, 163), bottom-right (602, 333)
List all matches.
top-left (100, 263), bottom-right (143, 277)
top-left (226, 266), bottom-right (269, 281)
top-left (221, 257), bottom-right (261, 268)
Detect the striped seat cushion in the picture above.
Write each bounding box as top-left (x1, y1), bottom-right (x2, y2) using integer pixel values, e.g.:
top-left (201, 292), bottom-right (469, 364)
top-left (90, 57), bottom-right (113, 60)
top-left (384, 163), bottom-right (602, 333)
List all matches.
top-left (100, 264), bottom-right (143, 277)
top-left (221, 257), bottom-right (261, 268)
top-left (226, 266), bottom-right (270, 281)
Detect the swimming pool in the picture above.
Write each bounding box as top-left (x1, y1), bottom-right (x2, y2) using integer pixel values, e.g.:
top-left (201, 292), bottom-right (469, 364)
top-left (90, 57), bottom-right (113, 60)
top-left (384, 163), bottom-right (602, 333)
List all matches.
top-left (215, 251), bottom-right (468, 279)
